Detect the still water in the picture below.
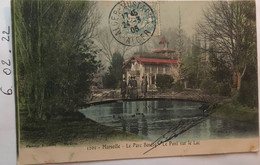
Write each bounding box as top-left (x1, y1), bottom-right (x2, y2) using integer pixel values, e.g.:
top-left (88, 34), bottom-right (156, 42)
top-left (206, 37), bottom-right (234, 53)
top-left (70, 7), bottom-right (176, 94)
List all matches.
top-left (79, 100), bottom-right (258, 141)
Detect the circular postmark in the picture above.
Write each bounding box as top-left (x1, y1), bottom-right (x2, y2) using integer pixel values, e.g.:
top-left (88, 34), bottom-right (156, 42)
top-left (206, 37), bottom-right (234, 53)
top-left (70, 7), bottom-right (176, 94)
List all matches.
top-left (109, 1), bottom-right (156, 46)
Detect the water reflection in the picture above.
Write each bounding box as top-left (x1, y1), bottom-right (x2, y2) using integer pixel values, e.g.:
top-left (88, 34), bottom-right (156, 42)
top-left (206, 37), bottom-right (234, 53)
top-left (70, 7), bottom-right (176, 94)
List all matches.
top-left (79, 100), bottom-right (258, 141)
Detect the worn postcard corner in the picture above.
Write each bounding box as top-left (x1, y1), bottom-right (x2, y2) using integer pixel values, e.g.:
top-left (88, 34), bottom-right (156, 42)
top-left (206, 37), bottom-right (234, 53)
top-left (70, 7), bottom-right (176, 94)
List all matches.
top-left (12, 0), bottom-right (259, 164)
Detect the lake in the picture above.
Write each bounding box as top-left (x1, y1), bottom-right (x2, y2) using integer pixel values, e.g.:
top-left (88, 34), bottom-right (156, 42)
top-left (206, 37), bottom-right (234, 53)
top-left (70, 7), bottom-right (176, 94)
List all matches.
top-left (79, 99), bottom-right (258, 141)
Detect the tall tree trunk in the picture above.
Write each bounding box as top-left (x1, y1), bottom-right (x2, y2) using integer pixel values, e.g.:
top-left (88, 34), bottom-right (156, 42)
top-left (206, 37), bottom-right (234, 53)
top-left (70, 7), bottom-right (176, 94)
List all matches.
top-left (236, 72), bottom-right (242, 90)
top-left (232, 72), bottom-right (237, 89)
top-left (234, 65), bottom-right (246, 90)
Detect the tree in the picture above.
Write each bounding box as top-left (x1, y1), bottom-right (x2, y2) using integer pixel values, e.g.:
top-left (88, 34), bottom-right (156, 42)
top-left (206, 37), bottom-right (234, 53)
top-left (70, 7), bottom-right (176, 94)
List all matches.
top-left (103, 52), bottom-right (124, 89)
top-left (238, 64), bottom-right (258, 107)
top-left (96, 27), bottom-right (134, 63)
top-left (176, 8), bottom-right (184, 54)
top-left (13, 0), bottom-right (101, 119)
top-left (182, 34), bottom-right (204, 88)
top-left (197, 1), bottom-right (257, 90)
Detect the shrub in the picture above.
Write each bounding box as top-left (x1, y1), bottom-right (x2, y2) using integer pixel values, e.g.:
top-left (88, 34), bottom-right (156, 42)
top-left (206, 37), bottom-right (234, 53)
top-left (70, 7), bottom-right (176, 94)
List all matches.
top-left (103, 73), bottom-right (117, 89)
top-left (156, 74), bottom-right (174, 92)
top-left (173, 80), bottom-right (184, 92)
top-left (238, 65), bottom-right (258, 108)
top-left (218, 82), bottom-right (231, 96)
top-left (238, 80), bottom-right (258, 108)
top-left (200, 78), bottom-right (218, 95)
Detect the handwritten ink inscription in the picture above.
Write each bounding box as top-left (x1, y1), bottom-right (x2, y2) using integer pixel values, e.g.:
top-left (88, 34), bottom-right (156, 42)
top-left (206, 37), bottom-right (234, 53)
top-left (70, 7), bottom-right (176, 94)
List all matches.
top-left (0, 26), bottom-right (13, 96)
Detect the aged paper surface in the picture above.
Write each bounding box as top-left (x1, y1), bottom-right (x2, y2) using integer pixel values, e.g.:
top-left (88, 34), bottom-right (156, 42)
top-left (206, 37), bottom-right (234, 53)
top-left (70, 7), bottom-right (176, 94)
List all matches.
top-left (13, 0), bottom-right (259, 164)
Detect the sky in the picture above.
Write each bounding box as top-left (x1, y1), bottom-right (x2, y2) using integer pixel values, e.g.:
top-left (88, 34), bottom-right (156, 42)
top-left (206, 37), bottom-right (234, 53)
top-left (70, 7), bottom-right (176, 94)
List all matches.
top-left (95, 1), bottom-right (211, 66)
top-left (97, 1), bottom-right (210, 38)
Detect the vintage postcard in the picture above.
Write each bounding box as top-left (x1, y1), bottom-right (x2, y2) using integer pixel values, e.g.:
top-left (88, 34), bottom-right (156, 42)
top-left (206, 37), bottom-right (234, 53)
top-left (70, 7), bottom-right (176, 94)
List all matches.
top-left (13, 0), bottom-right (259, 164)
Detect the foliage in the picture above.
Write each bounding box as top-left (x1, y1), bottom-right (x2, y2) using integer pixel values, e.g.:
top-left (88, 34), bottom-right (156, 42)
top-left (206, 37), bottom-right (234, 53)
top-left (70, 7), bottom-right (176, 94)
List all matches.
top-left (103, 52), bottom-right (124, 89)
top-left (13, 0), bottom-right (101, 120)
top-left (238, 65), bottom-right (258, 108)
top-left (217, 82), bottom-right (231, 97)
top-left (197, 1), bottom-right (257, 90)
top-left (156, 74), bottom-right (174, 92)
top-left (208, 48), bottom-right (232, 96)
top-left (182, 57), bottom-right (198, 89)
top-left (189, 1), bottom-right (257, 106)
top-left (200, 78), bottom-right (218, 95)
top-left (176, 9), bottom-right (184, 53)
top-left (173, 81), bottom-right (184, 92)
top-left (182, 36), bottom-right (207, 89)
top-left (199, 78), bottom-right (231, 96)
top-left (213, 100), bottom-right (258, 123)
top-left (209, 48), bottom-right (232, 84)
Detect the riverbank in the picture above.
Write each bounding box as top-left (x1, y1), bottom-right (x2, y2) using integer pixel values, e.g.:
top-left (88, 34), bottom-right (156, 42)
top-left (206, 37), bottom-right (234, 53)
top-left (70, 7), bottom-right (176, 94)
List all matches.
top-left (19, 111), bottom-right (141, 147)
top-left (211, 99), bottom-right (258, 124)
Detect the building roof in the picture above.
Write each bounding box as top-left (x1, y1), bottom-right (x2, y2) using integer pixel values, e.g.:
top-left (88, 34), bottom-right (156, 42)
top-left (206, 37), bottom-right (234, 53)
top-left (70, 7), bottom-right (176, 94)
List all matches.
top-left (123, 56), bottom-right (179, 68)
top-left (159, 37), bottom-right (168, 44)
top-left (152, 49), bottom-right (175, 53)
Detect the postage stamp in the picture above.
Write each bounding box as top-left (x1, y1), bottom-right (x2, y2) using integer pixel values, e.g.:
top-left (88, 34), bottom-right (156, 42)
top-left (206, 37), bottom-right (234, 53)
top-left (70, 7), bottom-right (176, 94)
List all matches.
top-left (109, 1), bottom-right (159, 46)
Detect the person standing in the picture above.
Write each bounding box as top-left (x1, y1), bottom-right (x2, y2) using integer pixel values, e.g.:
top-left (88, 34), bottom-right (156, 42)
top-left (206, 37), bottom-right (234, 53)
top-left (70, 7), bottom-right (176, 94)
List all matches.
top-left (141, 75), bottom-right (148, 98)
top-left (121, 78), bottom-right (127, 98)
top-left (128, 76), bottom-right (132, 87)
top-left (132, 76), bottom-right (138, 99)
top-left (127, 76), bottom-right (133, 98)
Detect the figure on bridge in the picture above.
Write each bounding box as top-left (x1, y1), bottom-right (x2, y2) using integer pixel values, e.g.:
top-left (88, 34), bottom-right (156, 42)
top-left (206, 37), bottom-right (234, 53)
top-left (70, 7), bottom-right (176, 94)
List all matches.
top-left (128, 76), bottom-right (138, 99)
top-left (121, 78), bottom-right (127, 99)
top-left (141, 75), bottom-right (148, 98)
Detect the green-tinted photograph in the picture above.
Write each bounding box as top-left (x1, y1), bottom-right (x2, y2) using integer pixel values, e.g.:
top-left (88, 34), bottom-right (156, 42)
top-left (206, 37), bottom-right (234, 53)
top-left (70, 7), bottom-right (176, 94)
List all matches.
top-left (13, 0), bottom-right (258, 164)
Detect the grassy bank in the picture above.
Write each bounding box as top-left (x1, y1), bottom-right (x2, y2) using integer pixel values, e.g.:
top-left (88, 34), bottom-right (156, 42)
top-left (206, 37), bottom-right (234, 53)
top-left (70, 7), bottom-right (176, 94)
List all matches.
top-left (211, 99), bottom-right (258, 124)
top-left (19, 111), bottom-right (141, 147)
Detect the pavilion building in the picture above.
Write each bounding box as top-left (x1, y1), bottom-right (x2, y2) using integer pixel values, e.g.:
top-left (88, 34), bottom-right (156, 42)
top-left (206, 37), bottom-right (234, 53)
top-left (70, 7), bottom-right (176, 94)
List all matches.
top-left (123, 38), bottom-right (182, 89)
